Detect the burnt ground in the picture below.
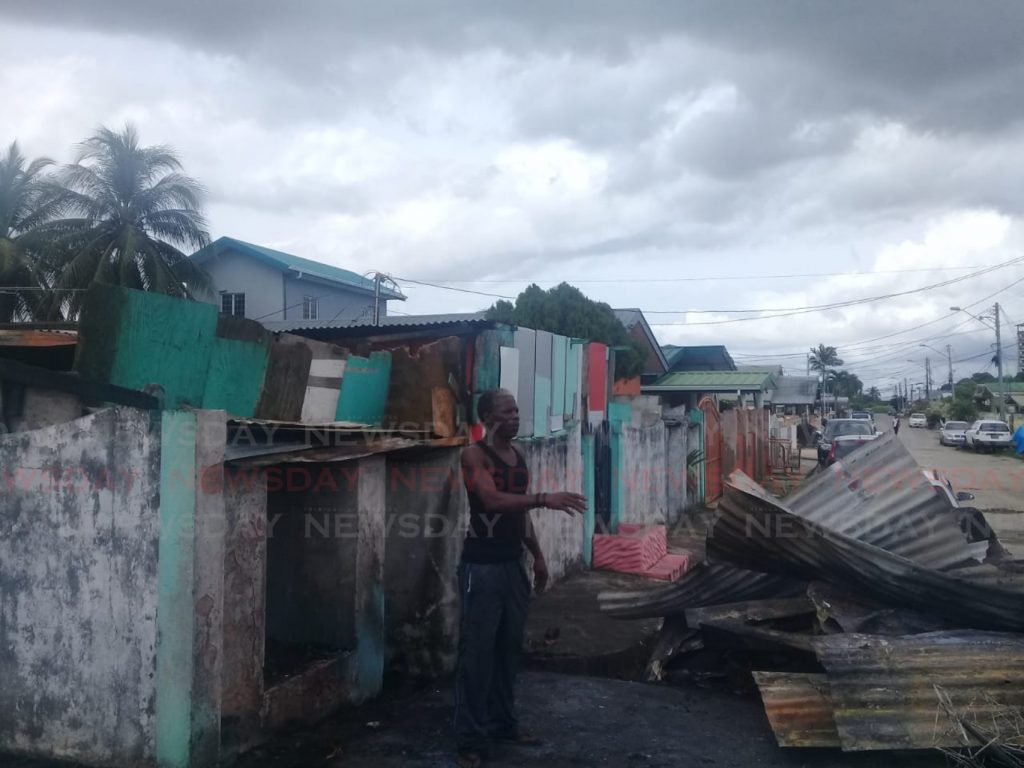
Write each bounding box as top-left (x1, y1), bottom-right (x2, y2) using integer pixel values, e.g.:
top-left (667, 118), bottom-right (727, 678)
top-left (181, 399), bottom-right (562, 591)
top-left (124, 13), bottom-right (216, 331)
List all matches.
top-left (225, 670), bottom-right (944, 768)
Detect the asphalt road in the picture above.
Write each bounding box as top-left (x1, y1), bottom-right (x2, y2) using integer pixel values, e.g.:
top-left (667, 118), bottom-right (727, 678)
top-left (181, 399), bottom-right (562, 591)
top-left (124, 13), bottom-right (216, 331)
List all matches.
top-left (877, 414), bottom-right (1023, 511)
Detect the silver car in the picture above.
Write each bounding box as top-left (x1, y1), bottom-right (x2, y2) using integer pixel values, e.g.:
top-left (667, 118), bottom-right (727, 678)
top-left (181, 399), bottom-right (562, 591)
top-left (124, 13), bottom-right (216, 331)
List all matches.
top-left (939, 420), bottom-right (969, 447)
top-left (964, 420), bottom-right (1012, 452)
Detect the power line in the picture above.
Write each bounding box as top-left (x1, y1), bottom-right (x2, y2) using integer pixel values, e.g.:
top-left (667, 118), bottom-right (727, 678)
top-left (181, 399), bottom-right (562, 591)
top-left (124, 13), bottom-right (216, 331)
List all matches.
top-left (391, 276), bottom-right (515, 300)
top-left (409, 264), bottom-right (995, 285)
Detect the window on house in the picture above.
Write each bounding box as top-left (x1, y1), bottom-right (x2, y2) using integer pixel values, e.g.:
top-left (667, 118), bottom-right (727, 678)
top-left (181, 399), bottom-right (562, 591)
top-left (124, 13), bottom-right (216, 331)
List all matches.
top-left (302, 295), bottom-right (318, 320)
top-left (220, 292), bottom-right (245, 317)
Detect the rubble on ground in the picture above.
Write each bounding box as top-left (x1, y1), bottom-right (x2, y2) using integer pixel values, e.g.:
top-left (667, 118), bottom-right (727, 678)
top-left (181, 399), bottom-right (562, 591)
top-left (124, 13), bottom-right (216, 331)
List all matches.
top-left (599, 432), bottom-right (1024, 760)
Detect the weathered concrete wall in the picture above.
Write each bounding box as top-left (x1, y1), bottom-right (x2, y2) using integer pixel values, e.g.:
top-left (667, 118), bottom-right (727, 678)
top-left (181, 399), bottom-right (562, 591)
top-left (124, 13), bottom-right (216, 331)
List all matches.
top-left (221, 472), bottom-right (268, 751)
top-left (666, 422), bottom-right (688, 525)
top-left (8, 387), bottom-right (83, 432)
top-left (383, 449), bottom-right (466, 680)
top-left (619, 422), bottom-right (669, 526)
top-left (518, 423), bottom-right (585, 581)
top-left (0, 408), bottom-right (161, 767)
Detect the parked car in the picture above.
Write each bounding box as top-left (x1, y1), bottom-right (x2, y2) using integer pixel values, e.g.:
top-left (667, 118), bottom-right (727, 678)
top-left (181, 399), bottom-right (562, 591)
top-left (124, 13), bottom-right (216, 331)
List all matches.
top-left (850, 411), bottom-right (874, 423)
top-left (826, 431), bottom-right (881, 465)
top-left (909, 412), bottom-right (927, 428)
top-left (817, 418), bottom-right (876, 464)
top-left (939, 421), bottom-right (969, 447)
top-left (964, 420), bottom-right (1012, 452)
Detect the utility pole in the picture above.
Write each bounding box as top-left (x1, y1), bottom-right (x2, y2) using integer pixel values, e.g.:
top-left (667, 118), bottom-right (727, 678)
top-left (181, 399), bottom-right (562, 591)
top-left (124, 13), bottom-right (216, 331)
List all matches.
top-left (946, 344), bottom-right (953, 392)
top-left (925, 357), bottom-right (932, 401)
top-left (903, 377), bottom-right (908, 410)
top-left (995, 301), bottom-right (1005, 419)
top-left (372, 272), bottom-right (383, 325)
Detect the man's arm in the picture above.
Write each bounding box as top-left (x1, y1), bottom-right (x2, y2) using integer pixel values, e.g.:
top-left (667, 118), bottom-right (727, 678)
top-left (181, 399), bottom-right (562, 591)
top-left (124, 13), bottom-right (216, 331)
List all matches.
top-left (524, 513), bottom-right (548, 593)
top-left (461, 446), bottom-right (587, 516)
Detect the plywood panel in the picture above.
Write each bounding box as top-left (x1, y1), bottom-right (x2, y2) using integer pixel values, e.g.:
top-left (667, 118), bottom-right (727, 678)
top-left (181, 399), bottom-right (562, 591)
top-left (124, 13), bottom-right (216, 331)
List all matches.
top-left (566, 341), bottom-right (582, 421)
top-left (335, 351), bottom-right (392, 425)
top-left (514, 329), bottom-right (536, 438)
top-left (587, 342), bottom-right (608, 426)
top-left (534, 331), bottom-right (553, 438)
top-left (550, 335), bottom-right (567, 433)
top-left (499, 346), bottom-right (519, 401)
top-left (203, 315), bottom-right (271, 417)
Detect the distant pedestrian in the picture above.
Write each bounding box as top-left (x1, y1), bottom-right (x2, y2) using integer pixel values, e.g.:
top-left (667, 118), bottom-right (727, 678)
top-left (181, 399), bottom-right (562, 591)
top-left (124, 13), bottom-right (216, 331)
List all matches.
top-left (455, 388), bottom-right (587, 768)
top-left (893, 415), bottom-right (901, 435)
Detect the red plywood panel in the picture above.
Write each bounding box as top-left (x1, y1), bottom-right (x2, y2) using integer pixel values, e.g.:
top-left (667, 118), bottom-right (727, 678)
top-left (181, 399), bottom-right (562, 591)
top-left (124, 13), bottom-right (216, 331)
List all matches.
top-left (587, 343), bottom-right (608, 416)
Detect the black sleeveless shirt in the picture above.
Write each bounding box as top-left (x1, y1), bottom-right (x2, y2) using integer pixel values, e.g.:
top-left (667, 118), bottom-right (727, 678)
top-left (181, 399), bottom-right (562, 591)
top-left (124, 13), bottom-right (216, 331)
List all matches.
top-left (461, 443), bottom-right (531, 563)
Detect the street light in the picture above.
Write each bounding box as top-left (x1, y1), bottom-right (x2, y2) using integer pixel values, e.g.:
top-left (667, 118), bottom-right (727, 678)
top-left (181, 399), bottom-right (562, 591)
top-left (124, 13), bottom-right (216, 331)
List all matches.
top-left (950, 305), bottom-right (1005, 418)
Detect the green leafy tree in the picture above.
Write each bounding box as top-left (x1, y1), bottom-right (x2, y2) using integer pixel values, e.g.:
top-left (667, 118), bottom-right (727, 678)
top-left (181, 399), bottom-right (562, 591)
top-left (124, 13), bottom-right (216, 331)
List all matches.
top-left (487, 283), bottom-right (646, 378)
top-left (867, 386), bottom-right (881, 401)
top-left (948, 396), bottom-right (978, 422)
top-left (43, 124), bottom-right (211, 317)
top-left (970, 371), bottom-right (996, 384)
top-left (0, 142), bottom-right (64, 321)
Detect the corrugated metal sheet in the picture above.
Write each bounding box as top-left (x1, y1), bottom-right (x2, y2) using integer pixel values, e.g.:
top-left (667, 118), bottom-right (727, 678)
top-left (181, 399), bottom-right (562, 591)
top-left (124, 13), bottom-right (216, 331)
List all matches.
top-left (261, 313), bottom-right (489, 334)
top-left (599, 434), bottom-right (977, 619)
top-left (768, 376), bottom-right (818, 406)
top-left (814, 631), bottom-right (1024, 750)
top-left (708, 481), bottom-right (1024, 631)
top-left (752, 672), bottom-right (841, 748)
top-left (598, 563), bottom-right (805, 619)
top-left (644, 370), bottom-right (774, 391)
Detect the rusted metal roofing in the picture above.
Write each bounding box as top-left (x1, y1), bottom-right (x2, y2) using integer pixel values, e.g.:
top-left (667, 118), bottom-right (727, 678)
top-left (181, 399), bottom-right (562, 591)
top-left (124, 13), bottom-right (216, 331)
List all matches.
top-left (0, 328), bottom-right (77, 347)
top-left (752, 672), bottom-right (841, 748)
top-left (814, 631), bottom-right (1024, 750)
top-left (708, 481), bottom-right (1024, 631)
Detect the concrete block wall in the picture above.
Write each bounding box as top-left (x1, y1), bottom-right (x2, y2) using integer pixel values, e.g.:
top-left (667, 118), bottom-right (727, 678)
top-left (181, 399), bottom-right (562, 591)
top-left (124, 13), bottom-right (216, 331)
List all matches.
top-left (0, 407), bottom-right (162, 767)
top-left (619, 421), bottom-right (669, 526)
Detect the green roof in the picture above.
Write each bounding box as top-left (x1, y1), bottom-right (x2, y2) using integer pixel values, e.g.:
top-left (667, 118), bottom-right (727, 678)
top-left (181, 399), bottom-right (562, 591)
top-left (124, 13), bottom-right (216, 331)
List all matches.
top-left (191, 236), bottom-right (405, 299)
top-left (980, 381), bottom-right (1024, 394)
top-left (645, 370), bottom-right (775, 391)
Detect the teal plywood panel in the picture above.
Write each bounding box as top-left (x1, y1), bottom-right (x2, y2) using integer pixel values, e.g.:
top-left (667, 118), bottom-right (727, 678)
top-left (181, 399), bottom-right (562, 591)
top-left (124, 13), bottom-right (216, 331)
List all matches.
top-left (533, 331), bottom-right (553, 438)
top-left (473, 330), bottom-right (503, 393)
top-left (202, 315), bottom-right (270, 417)
top-left (336, 351), bottom-right (392, 425)
top-left (514, 328), bottom-right (536, 438)
top-left (75, 283), bottom-right (217, 410)
top-left (566, 341), bottom-right (582, 421)
top-left (550, 335), bottom-right (567, 432)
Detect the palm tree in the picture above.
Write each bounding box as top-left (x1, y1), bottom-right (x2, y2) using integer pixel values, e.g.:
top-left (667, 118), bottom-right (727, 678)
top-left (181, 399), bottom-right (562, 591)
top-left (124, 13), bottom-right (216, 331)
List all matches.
top-left (867, 386), bottom-right (881, 401)
top-left (0, 142), bottom-right (64, 321)
top-left (809, 344), bottom-right (843, 415)
top-left (44, 124), bottom-right (211, 317)
top-left (808, 344), bottom-right (843, 373)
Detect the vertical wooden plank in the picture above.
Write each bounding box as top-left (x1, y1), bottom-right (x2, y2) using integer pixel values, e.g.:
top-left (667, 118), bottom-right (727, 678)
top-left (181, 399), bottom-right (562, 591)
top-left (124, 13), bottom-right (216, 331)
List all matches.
top-left (299, 341), bottom-right (348, 422)
top-left (514, 329), bottom-right (536, 437)
top-left (533, 331), bottom-right (553, 439)
top-left (255, 334), bottom-right (313, 421)
top-left (565, 341), bottom-right (582, 422)
top-left (550, 335), bottom-right (567, 433)
top-left (499, 346), bottom-right (519, 401)
top-left (582, 433), bottom-right (596, 566)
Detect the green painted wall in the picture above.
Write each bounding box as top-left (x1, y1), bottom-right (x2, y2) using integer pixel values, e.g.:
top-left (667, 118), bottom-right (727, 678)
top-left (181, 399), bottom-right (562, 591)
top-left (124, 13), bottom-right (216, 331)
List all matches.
top-left (155, 412), bottom-right (197, 768)
top-left (76, 284), bottom-right (218, 410)
top-left (582, 433), bottom-right (596, 565)
top-left (336, 351), bottom-right (392, 424)
top-left (202, 334), bottom-right (270, 416)
top-left (607, 401), bottom-right (633, 424)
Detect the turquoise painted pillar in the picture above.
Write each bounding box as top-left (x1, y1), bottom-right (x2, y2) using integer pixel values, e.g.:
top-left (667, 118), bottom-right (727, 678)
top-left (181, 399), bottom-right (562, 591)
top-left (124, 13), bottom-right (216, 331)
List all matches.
top-left (155, 411), bottom-right (226, 768)
top-left (609, 420), bottom-right (624, 532)
top-left (582, 434), bottom-right (596, 566)
top-left (346, 455), bottom-right (386, 702)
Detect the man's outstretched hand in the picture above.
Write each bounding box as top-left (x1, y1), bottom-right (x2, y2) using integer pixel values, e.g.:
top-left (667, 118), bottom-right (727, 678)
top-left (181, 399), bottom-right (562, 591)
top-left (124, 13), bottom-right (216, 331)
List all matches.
top-left (544, 492), bottom-right (588, 516)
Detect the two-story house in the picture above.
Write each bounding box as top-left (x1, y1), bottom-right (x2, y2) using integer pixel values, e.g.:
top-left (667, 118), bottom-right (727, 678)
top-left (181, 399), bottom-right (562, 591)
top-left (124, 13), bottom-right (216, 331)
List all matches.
top-left (190, 236), bottom-right (404, 324)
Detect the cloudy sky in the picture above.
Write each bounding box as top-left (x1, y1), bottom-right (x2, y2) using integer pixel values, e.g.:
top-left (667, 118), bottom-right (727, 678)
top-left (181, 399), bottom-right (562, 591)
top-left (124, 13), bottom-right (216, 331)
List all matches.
top-left (5, 1), bottom-right (1024, 390)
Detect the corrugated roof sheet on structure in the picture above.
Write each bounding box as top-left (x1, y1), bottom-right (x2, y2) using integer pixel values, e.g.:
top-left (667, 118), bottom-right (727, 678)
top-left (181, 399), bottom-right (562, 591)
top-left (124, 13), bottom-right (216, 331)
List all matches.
top-left (261, 312), bottom-right (491, 334)
top-left (0, 328), bottom-right (78, 347)
top-left (752, 672), bottom-right (841, 748)
top-left (191, 236), bottom-right (405, 299)
top-left (643, 370), bottom-right (774, 390)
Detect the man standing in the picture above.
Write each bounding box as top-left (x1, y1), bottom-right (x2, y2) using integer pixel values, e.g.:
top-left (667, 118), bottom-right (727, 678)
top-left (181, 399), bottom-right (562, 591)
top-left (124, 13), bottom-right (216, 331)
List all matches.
top-left (455, 389), bottom-right (587, 767)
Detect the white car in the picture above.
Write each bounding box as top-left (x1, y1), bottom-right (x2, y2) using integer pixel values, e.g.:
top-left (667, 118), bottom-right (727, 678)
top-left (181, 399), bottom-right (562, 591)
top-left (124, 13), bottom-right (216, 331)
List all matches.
top-left (939, 421), bottom-right (969, 447)
top-left (908, 412), bottom-right (927, 428)
top-left (964, 420), bottom-right (1012, 452)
